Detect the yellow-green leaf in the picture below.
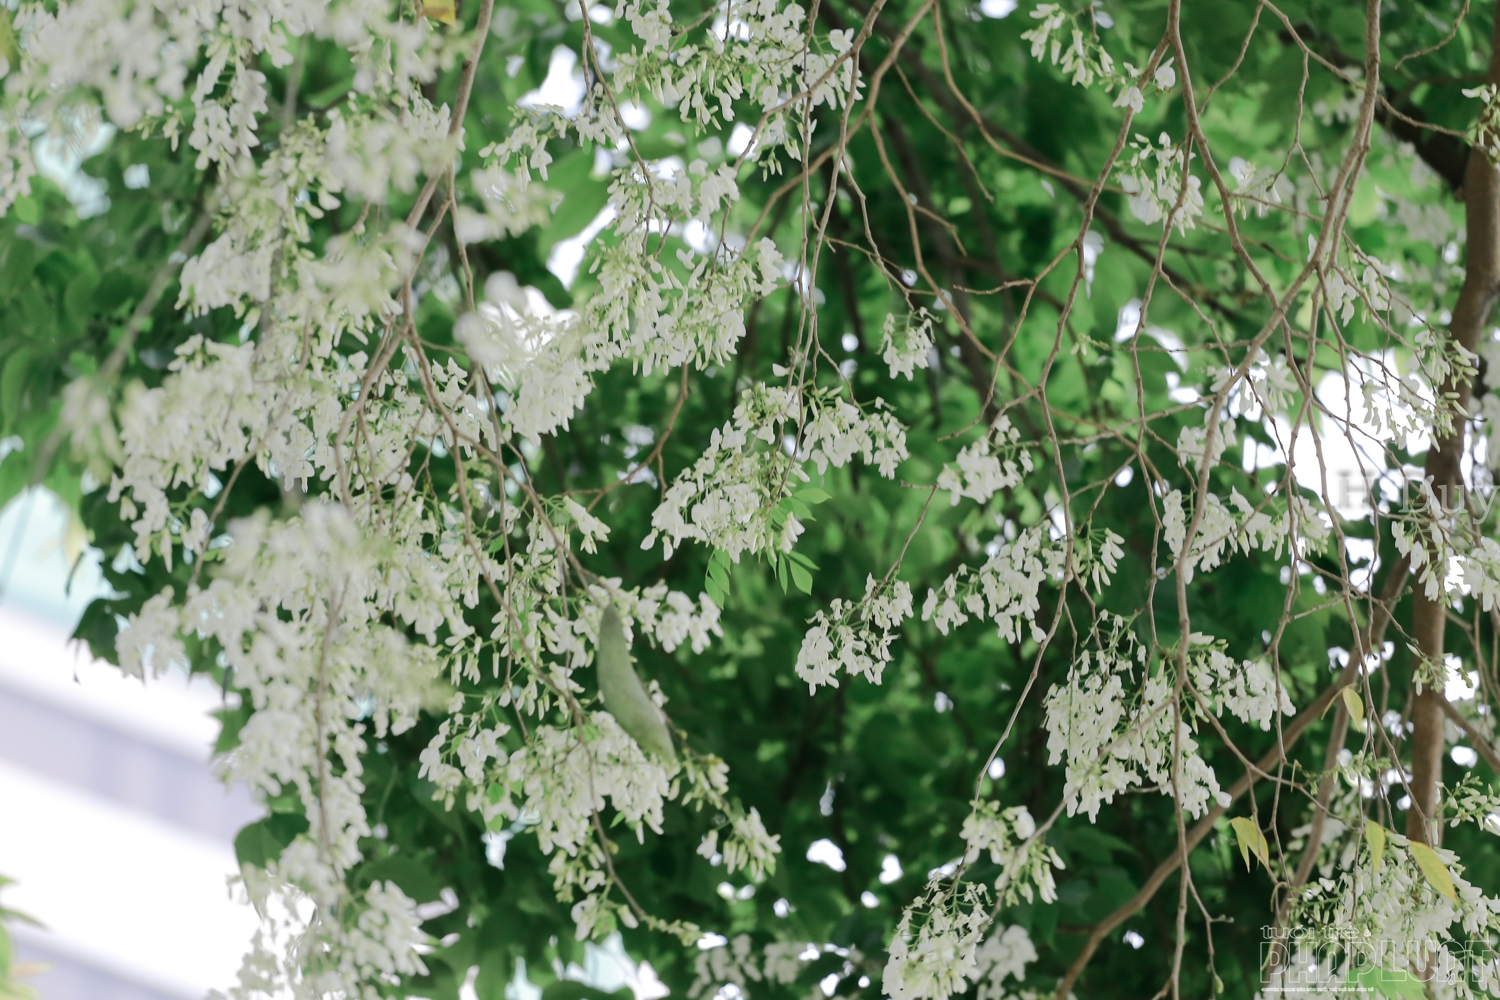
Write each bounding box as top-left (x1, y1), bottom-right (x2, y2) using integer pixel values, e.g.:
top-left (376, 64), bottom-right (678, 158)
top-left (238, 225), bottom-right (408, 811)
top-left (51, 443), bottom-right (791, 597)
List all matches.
top-left (1409, 842), bottom-right (1457, 903)
top-left (1341, 685), bottom-right (1365, 731)
top-left (1365, 820), bottom-right (1386, 875)
top-left (422, 0), bottom-right (457, 23)
top-left (1230, 817), bottom-right (1270, 872)
top-left (0, 8), bottom-right (18, 75)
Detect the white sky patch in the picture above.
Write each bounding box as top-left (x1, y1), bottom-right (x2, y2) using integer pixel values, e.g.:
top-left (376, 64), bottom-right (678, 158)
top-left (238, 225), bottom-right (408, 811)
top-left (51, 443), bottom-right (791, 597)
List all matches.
top-left (682, 218), bottom-right (718, 255)
top-left (806, 838), bottom-right (847, 872)
top-left (518, 47), bottom-right (587, 117)
top-left (878, 854), bottom-right (903, 884)
top-left (547, 204), bottom-right (618, 287)
top-left (617, 101), bottom-right (652, 131)
top-left (556, 932), bottom-right (670, 1000)
top-left (1276, 361), bottom-right (1430, 519)
top-left (978, 0), bottom-right (1017, 16)
top-left (30, 112), bottom-right (115, 218)
top-left (727, 123), bottom-right (757, 159)
top-left (1446, 655), bottom-right (1479, 701)
top-left (1113, 300), bottom-right (1188, 369)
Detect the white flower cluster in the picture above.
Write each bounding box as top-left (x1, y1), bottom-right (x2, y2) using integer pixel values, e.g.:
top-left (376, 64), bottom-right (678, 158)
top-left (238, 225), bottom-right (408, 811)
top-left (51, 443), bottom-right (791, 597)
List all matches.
top-left (959, 802), bottom-right (1064, 906)
top-left (1020, 4), bottom-right (1115, 89)
top-left (513, 126), bottom-right (777, 326)
top-left (884, 901), bottom-right (1038, 1000)
top-left (1162, 487), bottom-right (1329, 584)
top-left (883, 881), bottom-right (991, 1000)
top-left (1393, 480), bottom-right (1471, 603)
top-left (1116, 133), bottom-right (1205, 231)
top-left (687, 934), bottom-right (828, 1000)
top-left (1223, 156), bottom-right (1292, 219)
top-left (608, 0), bottom-right (863, 162)
top-left (1464, 537), bottom-right (1500, 611)
top-left (881, 309), bottom-right (936, 380)
top-left (1111, 58), bottom-right (1176, 115)
top-left (116, 505), bottom-right (444, 996)
top-left (214, 869), bottom-right (429, 1000)
top-left (534, 583), bottom-right (725, 675)
top-left (1283, 829), bottom-right (1500, 987)
top-left (921, 524), bottom-right (1065, 644)
top-left (794, 575), bottom-right (914, 691)
top-left (646, 384), bottom-right (906, 561)
top-left (802, 392), bottom-right (909, 478)
top-left (645, 383), bottom-right (805, 561)
top-left (494, 713), bottom-right (673, 857)
top-left (1021, 4), bottom-right (1175, 117)
top-left (1077, 526), bottom-right (1125, 593)
top-left (1174, 411), bottom-right (1236, 473)
top-left (1188, 645), bottom-right (1294, 731)
top-left (937, 416), bottom-right (1034, 507)
top-left (1044, 615), bottom-right (1228, 821)
top-left (455, 280), bottom-right (594, 446)
top-left (696, 804), bottom-right (782, 884)
top-left (972, 925), bottom-right (1037, 1000)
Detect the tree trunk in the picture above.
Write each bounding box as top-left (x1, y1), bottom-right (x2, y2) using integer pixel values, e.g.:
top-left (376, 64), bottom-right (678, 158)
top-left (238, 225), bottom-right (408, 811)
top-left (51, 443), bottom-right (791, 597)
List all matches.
top-left (1406, 25), bottom-right (1500, 843)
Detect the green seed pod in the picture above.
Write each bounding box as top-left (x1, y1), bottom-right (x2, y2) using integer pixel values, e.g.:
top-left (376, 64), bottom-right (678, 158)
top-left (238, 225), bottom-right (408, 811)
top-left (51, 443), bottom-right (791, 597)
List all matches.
top-left (595, 603), bottom-right (677, 763)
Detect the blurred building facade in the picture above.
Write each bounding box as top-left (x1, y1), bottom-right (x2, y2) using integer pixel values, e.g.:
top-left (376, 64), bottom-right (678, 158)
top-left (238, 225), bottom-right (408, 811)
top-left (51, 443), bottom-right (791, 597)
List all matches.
top-left (0, 487), bottom-right (262, 999)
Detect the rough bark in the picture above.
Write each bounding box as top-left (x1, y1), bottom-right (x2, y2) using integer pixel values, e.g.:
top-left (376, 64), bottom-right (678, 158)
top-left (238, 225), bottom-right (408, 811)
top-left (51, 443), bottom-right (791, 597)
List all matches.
top-left (1406, 22), bottom-right (1500, 846)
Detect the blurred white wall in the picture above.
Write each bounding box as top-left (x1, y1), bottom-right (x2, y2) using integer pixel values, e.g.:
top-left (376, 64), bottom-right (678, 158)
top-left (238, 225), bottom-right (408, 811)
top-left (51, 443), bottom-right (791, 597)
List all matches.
top-left (0, 487), bottom-right (263, 999)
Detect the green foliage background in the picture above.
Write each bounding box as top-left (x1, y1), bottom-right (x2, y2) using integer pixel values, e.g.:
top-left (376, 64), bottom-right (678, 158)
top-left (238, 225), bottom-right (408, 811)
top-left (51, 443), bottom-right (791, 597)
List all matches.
top-left (3, 0), bottom-right (1497, 996)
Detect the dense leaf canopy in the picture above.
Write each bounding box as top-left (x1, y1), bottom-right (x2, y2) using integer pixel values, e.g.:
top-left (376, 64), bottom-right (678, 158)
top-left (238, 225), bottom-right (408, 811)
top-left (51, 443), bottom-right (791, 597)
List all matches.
top-left (5, 0), bottom-right (1500, 997)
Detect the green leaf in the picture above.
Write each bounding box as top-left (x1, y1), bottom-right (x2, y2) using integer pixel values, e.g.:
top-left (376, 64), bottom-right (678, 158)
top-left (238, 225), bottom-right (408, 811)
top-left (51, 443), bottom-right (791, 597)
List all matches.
top-left (789, 560), bottom-right (813, 594)
top-left (0, 9), bottom-right (17, 78)
top-left (235, 820), bottom-right (289, 869)
top-left (359, 854), bottom-right (446, 903)
top-left (9, 195), bottom-right (37, 226)
top-left (783, 496), bottom-right (813, 519)
top-left (1340, 685), bottom-right (1365, 731)
top-left (541, 981), bottom-right (633, 1000)
top-left (1409, 842), bottom-right (1457, 903)
top-left (794, 487), bottom-right (832, 504)
top-left (0, 348), bottom-right (33, 431)
top-left (1364, 820), bottom-right (1386, 875)
top-left (785, 550), bottom-right (819, 570)
top-left (1229, 817), bottom-right (1270, 872)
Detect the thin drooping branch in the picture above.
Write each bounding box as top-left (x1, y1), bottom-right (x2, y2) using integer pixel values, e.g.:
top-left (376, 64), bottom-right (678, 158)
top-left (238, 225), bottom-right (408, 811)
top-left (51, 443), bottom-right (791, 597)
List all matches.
top-left (1056, 554), bottom-right (1409, 997)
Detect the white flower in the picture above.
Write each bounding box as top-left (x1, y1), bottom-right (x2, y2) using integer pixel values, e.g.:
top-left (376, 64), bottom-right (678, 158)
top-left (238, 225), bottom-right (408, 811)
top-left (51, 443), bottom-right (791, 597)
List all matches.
top-left (1113, 85), bottom-right (1143, 114)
